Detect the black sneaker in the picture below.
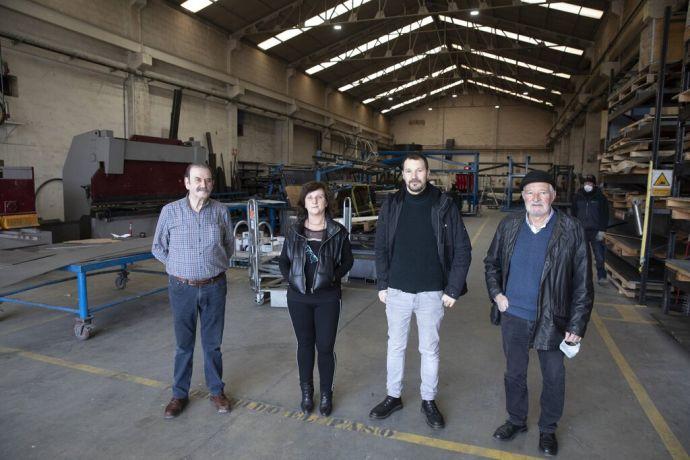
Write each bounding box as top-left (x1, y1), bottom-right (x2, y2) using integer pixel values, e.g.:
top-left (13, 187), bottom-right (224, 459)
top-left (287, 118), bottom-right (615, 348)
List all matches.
top-left (493, 421), bottom-right (528, 441)
top-left (369, 396), bottom-right (403, 419)
top-left (421, 400), bottom-right (445, 429)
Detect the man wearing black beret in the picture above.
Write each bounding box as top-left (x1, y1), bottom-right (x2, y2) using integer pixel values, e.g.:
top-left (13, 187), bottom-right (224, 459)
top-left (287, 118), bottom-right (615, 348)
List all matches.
top-left (484, 170), bottom-right (593, 456)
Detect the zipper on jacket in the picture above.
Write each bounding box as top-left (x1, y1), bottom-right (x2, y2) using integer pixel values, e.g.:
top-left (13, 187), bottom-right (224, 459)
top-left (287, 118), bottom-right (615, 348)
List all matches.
top-left (311, 228), bottom-right (339, 294)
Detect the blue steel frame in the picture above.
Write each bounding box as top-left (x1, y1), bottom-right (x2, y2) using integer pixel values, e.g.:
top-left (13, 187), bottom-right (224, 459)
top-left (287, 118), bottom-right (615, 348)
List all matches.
top-left (0, 252), bottom-right (166, 323)
top-left (224, 201), bottom-right (287, 234)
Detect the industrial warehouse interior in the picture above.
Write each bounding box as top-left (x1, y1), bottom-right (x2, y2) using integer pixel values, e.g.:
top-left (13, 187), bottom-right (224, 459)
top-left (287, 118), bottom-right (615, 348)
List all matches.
top-left (1, 0), bottom-right (690, 458)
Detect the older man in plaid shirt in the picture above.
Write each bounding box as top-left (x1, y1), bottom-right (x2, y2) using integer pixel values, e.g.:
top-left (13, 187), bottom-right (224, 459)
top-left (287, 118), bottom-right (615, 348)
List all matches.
top-left (152, 163), bottom-right (234, 419)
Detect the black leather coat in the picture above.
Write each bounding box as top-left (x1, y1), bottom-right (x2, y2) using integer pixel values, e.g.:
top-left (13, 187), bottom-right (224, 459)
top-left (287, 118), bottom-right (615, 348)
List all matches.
top-left (375, 184), bottom-right (472, 299)
top-left (279, 218), bottom-right (353, 295)
top-left (484, 210), bottom-right (593, 350)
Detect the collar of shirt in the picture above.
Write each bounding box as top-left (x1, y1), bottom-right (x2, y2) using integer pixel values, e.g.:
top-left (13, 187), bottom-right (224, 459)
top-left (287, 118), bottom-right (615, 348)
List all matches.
top-left (525, 209), bottom-right (554, 234)
top-left (186, 194), bottom-right (211, 213)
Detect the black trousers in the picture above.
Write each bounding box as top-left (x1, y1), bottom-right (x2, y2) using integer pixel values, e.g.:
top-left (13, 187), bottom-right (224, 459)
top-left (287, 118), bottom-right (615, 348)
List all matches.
top-left (501, 312), bottom-right (565, 433)
top-left (287, 295), bottom-right (341, 393)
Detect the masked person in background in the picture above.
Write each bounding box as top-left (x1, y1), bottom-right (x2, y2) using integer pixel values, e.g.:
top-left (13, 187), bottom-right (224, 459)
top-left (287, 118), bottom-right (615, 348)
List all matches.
top-left (572, 174), bottom-right (609, 286)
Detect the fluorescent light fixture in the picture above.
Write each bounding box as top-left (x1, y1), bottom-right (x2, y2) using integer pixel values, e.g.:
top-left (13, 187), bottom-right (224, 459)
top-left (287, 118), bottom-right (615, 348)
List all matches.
top-left (388, 96), bottom-right (393, 101)
top-left (258, 0), bottom-right (372, 50)
top-left (362, 65), bottom-right (456, 104)
top-left (523, 91), bottom-right (529, 95)
top-left (440, 15), bottom-right (582, 55)
top-left (339, 46), bottom-right (445, 92)
top-left (181, 0), bottom-right (214, 13)
top-left (453, 44), bottom-right (570, 79)
top-left (428, 107), bottom-right (433, 111)
top-left (452, 93), bottom-right (458, 98)
top-left (306, 17), bottom-right (434, 74)
top-left (520, 0), bottom-right (604, 19)
top-left (470, 10), bottom-right (479, 16)
top-left (334, 24), bottom-right (342, 30)
top-left (495, 105), bottom-right (500, 108)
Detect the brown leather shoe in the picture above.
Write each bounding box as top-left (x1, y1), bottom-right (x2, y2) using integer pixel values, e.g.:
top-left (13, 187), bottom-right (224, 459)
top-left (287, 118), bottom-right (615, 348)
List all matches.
top-left (164, 397), bottom-right (189, 419)
top-left (210, 392), bottom-right (231, 413)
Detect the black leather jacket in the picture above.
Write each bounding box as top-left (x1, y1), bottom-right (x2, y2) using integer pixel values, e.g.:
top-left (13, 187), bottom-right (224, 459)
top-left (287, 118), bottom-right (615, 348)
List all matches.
top-left (484, 210), bottom-right (594, 350)
top-left (374, 184), bottom-right (472, 299)
top-left (571, 187), bottom-right (609, 233)
top-left (279, 218), bottom-right (353, 295)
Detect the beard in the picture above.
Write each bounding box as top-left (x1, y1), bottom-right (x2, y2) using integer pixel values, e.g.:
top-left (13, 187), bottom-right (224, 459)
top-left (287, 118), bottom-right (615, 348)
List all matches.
top-left (526, 202), bottom-right (549, 217)
top-left (406, 180), bottom-right (425, 193)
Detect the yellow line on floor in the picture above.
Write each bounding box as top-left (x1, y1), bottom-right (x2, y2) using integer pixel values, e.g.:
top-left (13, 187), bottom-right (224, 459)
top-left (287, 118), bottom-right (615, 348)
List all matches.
top-left (595, 301), bottom-right (646, 309)
top-left (610, 304), bottom-right (652, 324)
top-left (599, 316), bottom-right (657, 325)
top-left (0, 345), bottom-right (539, 460)
top-left (591, 313), bottom-right (688, 460)
top-left (470, 218), bottom-right (491, 247)
top-left (0, 346), bottom-right (167, 389)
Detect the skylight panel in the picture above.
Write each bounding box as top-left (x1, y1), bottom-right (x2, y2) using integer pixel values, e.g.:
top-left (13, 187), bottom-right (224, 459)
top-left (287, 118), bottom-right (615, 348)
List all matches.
top-left (520, 1), bottom-right (604, 20)
top-left (362, 65), bottom-right (456, 104)
top-left (338, 46), bottom-right (445, 92)
top-left (258, 0), bottom-right (373, 50)
top-left (452, 44), bottom-right (570, 79)
top-left (439, 15), bottom-right (582, 55)
top-left (306, 17), bottom-right (434, 75)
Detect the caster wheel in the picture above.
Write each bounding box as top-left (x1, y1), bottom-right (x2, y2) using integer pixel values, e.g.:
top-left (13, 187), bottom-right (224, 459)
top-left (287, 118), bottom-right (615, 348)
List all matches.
top-left (255, 292), bottom-right (265, 305)
top-left (115, 272), bottom-right (129, 290)
top-left (74, 323), bottom-right (93, 340)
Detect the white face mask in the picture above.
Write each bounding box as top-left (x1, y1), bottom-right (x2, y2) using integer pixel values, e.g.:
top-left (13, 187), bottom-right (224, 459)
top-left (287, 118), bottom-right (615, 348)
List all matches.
top-left (584, 184), bottom-right (594, 193)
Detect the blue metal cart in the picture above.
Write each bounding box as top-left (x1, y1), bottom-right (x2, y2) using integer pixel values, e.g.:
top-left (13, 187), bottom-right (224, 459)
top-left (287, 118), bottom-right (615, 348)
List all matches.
top-left (0, 252), bottom-right (166, 340)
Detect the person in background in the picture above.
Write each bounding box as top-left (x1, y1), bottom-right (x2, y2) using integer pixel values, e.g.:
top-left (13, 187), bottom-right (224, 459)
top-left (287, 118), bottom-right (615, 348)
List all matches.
top-left (279, 181), bottom-right (353, 416)
top-left (572, 174), bottom-right (609, 286)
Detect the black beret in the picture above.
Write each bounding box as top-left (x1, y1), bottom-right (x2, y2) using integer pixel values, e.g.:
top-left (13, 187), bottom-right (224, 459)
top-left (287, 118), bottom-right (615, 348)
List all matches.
top-left (582, 174), bottom-right (596, 184)
top-left (520, 170), bottom-right (556, 191)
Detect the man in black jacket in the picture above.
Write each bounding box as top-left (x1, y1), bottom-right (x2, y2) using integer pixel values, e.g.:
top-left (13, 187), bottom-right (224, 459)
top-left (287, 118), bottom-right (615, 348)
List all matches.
top-left (369, 153), bottom-right (472, 429)
top-left (484, 170), bottom-right (593, 456)
top-left (571, 174), bottom-right (609, 286)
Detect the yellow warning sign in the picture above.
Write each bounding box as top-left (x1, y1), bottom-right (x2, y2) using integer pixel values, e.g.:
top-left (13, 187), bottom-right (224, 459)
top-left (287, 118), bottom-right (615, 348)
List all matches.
top-left (653, 173), bottom-right (670, 187)
top-left (651, 169), bottom-right (673, 197)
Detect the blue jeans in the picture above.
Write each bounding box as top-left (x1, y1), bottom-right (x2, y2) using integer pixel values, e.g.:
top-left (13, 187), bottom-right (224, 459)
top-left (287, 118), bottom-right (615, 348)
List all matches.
top-left (168, 275), bottom-right (227, 398)
top-left (501, 312), bottom-right (565, 433)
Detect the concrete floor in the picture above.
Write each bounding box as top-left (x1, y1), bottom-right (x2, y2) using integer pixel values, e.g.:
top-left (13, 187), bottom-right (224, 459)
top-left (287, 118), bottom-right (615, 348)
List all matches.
top-left (1, 209), bottom-right (689, 459)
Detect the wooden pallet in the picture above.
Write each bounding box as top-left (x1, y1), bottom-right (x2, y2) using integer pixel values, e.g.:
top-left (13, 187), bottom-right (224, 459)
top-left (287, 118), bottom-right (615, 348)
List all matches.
top-left (605, 262), bottom-right (663, 298)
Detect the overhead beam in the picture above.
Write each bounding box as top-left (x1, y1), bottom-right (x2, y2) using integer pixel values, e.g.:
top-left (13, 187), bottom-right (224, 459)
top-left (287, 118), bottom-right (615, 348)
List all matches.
top-left (231, 0), bottom-right (305, 40)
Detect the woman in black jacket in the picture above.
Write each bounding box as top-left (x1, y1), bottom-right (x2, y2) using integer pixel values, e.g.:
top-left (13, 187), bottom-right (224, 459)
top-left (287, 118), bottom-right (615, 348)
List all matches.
top-left (278, 181), bottom-right (353, 416)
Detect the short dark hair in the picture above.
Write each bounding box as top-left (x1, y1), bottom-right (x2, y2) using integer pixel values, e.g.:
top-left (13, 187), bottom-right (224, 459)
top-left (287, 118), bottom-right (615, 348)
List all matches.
top-left (185, 163), bottom-right (213, 179)
top-left (297, 181), bottom-right (331, 219)
top-left (402, 153), bottom-right (429, 171)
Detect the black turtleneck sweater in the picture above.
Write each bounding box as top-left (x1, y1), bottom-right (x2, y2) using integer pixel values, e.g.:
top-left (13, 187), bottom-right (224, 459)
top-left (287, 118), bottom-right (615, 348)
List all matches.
top-left (388, 186), bottom-right (444, 293)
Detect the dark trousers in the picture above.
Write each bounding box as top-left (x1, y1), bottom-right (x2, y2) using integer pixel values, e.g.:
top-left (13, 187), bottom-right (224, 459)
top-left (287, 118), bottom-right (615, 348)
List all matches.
top-left (501, 313), bottom-right (565, 433)
top-left (287, 295), bottom-right (341, 393)
top-left (168, 275), bottom-right (227, 399)
top-left (586, 231), bottom-right (606, 280)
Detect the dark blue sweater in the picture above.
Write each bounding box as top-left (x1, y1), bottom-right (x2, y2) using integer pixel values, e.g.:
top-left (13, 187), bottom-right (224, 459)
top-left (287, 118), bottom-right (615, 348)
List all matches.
top-left (504, 217), bottom-right (555, 321)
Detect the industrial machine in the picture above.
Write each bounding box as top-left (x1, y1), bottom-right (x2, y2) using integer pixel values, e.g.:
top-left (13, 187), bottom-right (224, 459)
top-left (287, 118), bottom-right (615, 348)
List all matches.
top-left (0, 166), bottom-right (39, 229)
top-left (63, 130), bottom-right (207, 237)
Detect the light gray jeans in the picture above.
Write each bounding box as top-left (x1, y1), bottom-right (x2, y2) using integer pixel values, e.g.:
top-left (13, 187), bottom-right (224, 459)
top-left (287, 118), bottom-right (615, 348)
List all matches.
top-left (385, 287), bottom-right (445, 401)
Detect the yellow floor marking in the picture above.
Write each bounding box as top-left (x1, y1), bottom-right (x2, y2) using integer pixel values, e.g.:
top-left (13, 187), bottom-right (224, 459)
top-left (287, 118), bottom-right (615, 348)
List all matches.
top-left (591, 313), bottom-right (688, 459)
top-left (599, 316), bottom-right (657, 325)
top-left (609, 304), bottom-right (652, 323)
top-left (0, 313), bottom-right (70, 337)
top-left (595, 301), bottom-right (646, 309)
top-left (470, 218), bottom-right (491, 247)
top-left (0, 346), bottom-right (167, 389)
top-left (0, 345), bottom-right (540, 460)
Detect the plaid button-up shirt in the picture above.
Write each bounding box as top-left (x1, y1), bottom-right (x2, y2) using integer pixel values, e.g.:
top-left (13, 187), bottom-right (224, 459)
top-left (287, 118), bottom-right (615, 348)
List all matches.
top-left (152, 196), bottom-right (234, 280)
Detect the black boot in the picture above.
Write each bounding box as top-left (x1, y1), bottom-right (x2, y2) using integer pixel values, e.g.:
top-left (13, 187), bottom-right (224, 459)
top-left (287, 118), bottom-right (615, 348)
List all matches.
top-left (300, 383), bottom-right (314, 414)
top-left (319, 391), bottom-right (333, 416)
